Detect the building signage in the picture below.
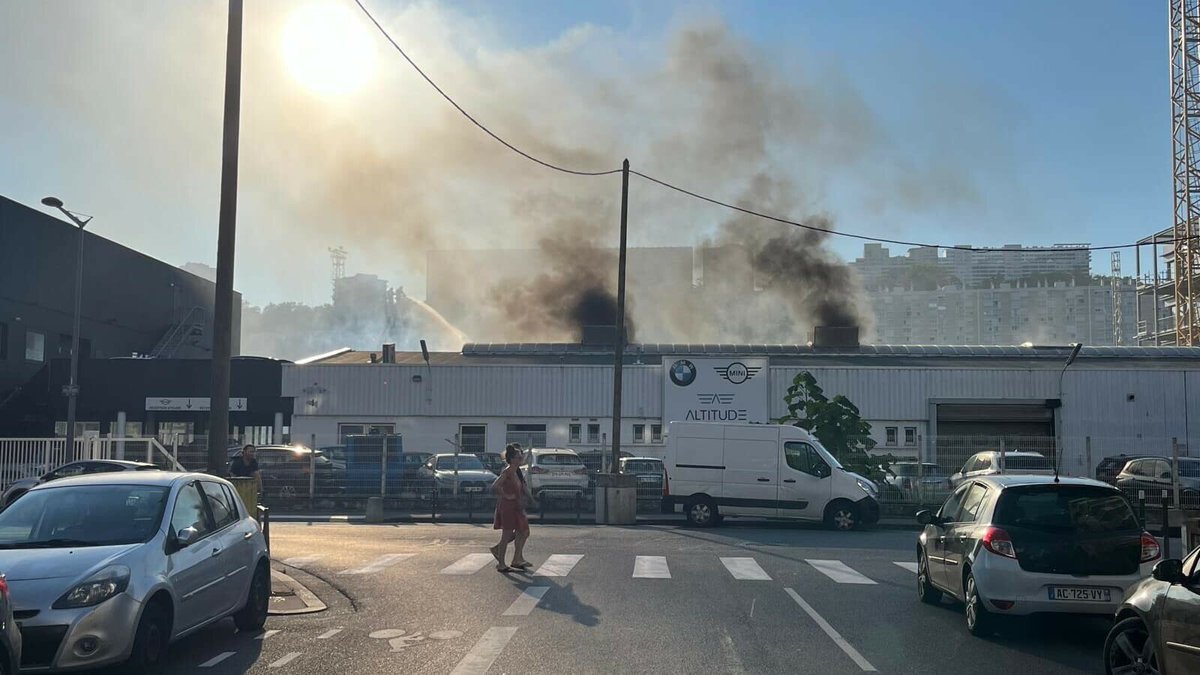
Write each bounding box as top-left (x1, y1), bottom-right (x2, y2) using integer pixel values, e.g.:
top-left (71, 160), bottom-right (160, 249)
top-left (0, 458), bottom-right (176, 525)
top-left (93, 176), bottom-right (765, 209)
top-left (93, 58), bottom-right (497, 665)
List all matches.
top-left (145, 397), bottom-right (247, 412)
top-left (663, 357), bottom-right (769, 424)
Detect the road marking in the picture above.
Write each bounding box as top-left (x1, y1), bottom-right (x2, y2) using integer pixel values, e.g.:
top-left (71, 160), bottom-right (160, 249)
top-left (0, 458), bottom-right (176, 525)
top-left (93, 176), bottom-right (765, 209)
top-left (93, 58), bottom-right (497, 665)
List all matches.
top-left (806, 559), bottom-right (877, 585)
top-left (534, 554), bottom-right (584, 577)
top-left (894, 562), bottom-right (919, 573)
top-left (317, 628), bottom-right (343, 639)
top-left (269, 652), bottom-right (302, 668)
top-left (785, 588), bottom-right (877, 672)
top-left (199, 652), bottom-right (235, 668)
top-left (450, 627), bottom-right (518, 675)
top-left (632, 556), bottom-right (671, 578)
top-left (339, 553), bottom-right (414, 575)
top-left (256, 630), bottom-right (280, 640)
top-left (720, 557), bottom-right (771, 580)
top-left (281, 555), bottom-right (321, 568)
top-left (503, 586), bottom-right (549, 616)
top-left (442, 553), bottom-right (496, 575)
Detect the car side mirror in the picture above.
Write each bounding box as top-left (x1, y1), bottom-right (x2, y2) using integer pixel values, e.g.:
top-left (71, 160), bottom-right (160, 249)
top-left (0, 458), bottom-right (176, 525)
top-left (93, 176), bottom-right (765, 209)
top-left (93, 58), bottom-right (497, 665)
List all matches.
top-left (175, 526), bottom-right (200, 548)
top-left (916, 510), bottom-right (935, 526)
top-left (1153, 559), bottom-right (1186, 584)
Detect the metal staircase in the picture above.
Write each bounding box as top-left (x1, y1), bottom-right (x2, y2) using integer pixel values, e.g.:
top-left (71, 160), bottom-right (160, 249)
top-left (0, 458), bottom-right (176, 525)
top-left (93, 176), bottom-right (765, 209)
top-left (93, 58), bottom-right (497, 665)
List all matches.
top-left (150, 306), bottom-right (206, 358)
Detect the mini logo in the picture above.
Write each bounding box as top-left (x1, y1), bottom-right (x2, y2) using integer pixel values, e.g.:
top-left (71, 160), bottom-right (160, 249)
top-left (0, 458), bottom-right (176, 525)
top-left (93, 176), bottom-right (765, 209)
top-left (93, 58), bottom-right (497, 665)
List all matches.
top-left (697, 393), bottom-right (735, 405)
top-left (715, 362), bottom-right (761, 385)
top-left (669, 359), bottom-right (698, 387)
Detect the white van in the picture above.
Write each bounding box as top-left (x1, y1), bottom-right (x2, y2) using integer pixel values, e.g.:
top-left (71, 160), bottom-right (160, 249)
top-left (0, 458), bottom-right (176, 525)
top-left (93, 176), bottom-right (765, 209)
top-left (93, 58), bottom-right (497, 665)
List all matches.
top-left (661, 421), bottom-right (880, 530)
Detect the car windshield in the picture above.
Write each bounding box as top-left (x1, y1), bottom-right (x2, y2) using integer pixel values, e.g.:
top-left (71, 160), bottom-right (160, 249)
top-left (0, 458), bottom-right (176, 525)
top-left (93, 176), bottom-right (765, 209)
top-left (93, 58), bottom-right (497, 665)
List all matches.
top-left (1179, 460), bottom-right (1200, 478)
top-left (437, 455), bottom-right (485, 470)
top-left (624, 460), bottom-right (663, 473)
top-left (1005, 456), bottom-right (1054, 470)
top-left (0, 485), bottom-right (170, 548)
top-left (537, 453), bottom-right (583, 466)
top-left (994, 485), bottom-right (1139, 533)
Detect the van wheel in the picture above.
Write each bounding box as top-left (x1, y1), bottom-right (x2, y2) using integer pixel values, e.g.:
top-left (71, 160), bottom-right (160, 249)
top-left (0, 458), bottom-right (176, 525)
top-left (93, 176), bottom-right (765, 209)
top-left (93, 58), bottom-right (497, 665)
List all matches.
top-left (825, 500), bottom-right (859, 531)
top-left (685, 497), bottom-right (718, 527)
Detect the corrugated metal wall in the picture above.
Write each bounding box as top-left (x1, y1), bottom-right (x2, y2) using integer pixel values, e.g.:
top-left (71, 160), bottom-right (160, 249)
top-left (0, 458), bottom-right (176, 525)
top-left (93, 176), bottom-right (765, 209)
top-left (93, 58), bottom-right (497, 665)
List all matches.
top-left (283, 364), bottom-right (662, 418)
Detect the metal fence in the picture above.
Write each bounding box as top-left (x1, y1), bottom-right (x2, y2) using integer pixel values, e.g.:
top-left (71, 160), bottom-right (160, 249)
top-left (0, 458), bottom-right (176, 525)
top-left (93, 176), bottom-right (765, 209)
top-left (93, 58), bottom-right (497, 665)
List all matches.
top-left (0, 437), bottom-right (183, 489)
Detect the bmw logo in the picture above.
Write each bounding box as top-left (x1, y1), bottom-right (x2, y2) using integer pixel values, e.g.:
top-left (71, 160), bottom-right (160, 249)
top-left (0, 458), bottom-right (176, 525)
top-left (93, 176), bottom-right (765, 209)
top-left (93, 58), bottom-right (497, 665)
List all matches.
top-left (669, 359), bottom-right (697, 387)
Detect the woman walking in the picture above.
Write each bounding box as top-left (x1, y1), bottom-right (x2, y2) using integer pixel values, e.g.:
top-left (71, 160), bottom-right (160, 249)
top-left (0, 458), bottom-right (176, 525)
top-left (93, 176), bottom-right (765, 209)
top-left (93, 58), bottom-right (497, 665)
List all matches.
top-left (490, 443), bottom-right (531, 573)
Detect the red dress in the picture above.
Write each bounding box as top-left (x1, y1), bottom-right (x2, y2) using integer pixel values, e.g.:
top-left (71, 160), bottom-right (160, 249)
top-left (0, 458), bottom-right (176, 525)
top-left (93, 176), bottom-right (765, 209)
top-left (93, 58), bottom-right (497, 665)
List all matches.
top-left (493, 469), bottom-right (529, 532)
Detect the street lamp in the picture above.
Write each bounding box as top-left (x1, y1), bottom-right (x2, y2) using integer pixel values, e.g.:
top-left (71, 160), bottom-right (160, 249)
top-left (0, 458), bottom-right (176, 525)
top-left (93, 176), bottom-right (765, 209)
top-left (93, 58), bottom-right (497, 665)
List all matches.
top-left (41, 196), bottom-right (93, 463)
top-left (1054, 342), bottom-right (1084, 480)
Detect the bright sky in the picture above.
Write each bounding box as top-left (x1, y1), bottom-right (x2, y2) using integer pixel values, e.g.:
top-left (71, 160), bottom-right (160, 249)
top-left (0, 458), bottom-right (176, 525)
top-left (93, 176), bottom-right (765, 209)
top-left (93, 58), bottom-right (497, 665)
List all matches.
top-left (0, 0), bottom-right (1169, 306)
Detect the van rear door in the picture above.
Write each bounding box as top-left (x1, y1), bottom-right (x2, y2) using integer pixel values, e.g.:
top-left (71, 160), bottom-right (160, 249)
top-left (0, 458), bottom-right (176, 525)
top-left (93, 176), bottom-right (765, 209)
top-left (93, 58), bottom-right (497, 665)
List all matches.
top-left (721, 425), bottom-right (779, 517)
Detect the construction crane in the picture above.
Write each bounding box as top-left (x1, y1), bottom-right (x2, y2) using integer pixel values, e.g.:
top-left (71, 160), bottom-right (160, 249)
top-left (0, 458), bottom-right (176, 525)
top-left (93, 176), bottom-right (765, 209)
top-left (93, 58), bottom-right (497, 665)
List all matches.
top-left (1171, 0), bottom-right (1200, 345)
top-left (328, 246), bottom-right (347, 298)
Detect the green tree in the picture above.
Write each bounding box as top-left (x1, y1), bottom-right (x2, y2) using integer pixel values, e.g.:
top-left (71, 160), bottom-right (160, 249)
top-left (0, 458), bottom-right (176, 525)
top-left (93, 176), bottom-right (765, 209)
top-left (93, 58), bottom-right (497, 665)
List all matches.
top-left (773, 371), bottom-right (894, 482)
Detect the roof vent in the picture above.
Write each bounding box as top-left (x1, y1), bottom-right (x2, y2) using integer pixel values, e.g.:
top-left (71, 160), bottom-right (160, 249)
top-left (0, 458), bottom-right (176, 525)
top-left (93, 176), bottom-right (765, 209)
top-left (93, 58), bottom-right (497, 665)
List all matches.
top-left (381, 343), bottom-right (396, 363)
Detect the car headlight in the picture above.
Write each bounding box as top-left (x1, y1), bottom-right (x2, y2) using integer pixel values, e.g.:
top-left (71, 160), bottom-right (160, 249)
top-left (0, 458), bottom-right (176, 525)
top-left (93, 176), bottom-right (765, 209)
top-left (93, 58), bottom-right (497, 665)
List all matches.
top-left (53, 565), bottom-right (131, 609)
top-left (856, 478), bottom-right (878, 497)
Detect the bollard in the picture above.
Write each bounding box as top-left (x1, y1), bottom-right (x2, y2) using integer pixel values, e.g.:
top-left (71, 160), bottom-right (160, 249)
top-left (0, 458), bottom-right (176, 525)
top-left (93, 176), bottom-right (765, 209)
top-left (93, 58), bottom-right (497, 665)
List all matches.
top-left (540, 492), bottom-right (547, 520)
top-left (257, 505), bottom-right (271, 553)
top-left (467, 491), bottom-right (474, 523)
top-left (431, 486), bottom-right (438, 523)
top-left (366, 496), bottom-right (384, 524)
top-left (1162, 498), bottom-right (1172, 560)
top-left (576, 490), bottom-right (582, 524)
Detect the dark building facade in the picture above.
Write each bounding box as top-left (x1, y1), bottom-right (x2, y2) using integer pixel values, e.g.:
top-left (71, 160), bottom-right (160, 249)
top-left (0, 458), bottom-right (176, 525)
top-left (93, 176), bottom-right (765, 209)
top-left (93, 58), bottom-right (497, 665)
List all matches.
top-left (0, 196), bottom-right (240, 405)
top-left (0, 357), bottom-right (291, 464)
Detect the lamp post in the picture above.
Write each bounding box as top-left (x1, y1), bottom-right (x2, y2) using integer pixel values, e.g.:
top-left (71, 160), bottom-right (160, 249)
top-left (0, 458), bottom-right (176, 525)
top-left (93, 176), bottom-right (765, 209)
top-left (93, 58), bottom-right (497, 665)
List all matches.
top-left (41, 196), bottom-right (92, 463)
top-left (1055, 342), bottom-right (1084, 479)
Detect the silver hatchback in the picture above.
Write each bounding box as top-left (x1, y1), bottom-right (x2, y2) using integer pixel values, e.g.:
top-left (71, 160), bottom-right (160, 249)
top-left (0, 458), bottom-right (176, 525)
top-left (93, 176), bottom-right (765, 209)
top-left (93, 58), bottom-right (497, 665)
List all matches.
top-left (0, 472), bottom-right (270, 672)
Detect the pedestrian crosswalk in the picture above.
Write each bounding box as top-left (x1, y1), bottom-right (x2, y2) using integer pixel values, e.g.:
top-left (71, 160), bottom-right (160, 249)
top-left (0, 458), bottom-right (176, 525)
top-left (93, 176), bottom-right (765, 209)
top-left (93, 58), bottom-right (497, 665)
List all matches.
top-left (279, 551), bottom-right (920, 585)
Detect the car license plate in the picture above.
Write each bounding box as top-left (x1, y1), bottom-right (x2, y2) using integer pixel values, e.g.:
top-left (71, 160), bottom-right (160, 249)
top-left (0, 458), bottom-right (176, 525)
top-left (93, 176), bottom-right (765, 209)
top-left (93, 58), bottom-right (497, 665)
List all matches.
top-left (1048, 586), bottom-right (1110, 602)
top-left (464, 486), bottom-right (483, 493)
top-left (638, 476), bottom-right (656, 483)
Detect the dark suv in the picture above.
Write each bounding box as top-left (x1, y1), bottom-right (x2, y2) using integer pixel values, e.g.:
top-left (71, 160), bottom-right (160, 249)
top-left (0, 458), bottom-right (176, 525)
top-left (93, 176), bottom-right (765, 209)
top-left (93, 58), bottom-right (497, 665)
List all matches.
top-left (1095, 454), bottom-right (1148, 485)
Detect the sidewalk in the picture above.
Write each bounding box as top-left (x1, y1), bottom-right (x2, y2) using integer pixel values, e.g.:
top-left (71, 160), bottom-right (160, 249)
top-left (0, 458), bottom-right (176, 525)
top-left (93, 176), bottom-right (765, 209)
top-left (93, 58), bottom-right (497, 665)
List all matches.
top-left (268, 567), bottom-right (325, 615)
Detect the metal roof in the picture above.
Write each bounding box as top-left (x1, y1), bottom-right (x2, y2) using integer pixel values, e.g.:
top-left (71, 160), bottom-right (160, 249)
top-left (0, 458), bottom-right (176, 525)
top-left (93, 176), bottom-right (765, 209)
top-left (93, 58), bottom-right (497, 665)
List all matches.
top-left (462, 343), bottom-right (1200, 360)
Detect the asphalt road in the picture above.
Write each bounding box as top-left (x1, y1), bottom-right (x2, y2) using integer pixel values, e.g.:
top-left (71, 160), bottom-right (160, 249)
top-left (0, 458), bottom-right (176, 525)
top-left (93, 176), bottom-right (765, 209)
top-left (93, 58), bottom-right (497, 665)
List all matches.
top-left (142, 521), bottom-right (1112, 674)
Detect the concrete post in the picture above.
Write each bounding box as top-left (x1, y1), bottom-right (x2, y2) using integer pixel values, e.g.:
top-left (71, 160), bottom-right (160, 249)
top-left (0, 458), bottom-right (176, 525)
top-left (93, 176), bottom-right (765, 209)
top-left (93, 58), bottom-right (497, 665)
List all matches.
top-left (115, 411), bottom-right (126, 460)
top-left (274, 412), bottom-right (284, 445)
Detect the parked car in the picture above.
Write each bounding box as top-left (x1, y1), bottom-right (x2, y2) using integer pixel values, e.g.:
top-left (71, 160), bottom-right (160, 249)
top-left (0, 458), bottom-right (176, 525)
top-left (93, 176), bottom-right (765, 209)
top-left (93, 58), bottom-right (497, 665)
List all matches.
top-left (1114, 457), bottom-right (1200, 509)
top-left (661, 422), bottom-right (880, 530)
top-left (419, 454), bottom-right (497, 500)
top-left (523, 448), bottom-right (590, 499)
top-left (1, 460), bottom-right (159, 509)
top-left (0, 572), bottom-right (19, 675)
top-left (948, 451), bottom-right (1055, 488)
top-left (886, 462), bottom-right (950, 501)
top-left (228, 445), bottom-right (342, 500)
top-left (620, 457), bottom-right (665, 498)
top-left (915, 475), bottom-right (1160, 636)
top-left (0, 472), bottom-right (270, 672)
top-left (475, 453), bottom-right (507, 476)
top-left (1095, 454), bottom-right (1151, 485)
top-left (1104, 544), bottom-right (1200, 675)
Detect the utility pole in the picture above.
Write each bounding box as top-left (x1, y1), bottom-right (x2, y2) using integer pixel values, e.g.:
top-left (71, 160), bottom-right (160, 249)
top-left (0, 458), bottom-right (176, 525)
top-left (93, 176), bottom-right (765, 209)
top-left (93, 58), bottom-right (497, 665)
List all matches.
top-left (609, 159), bottom-right (630, 474)
top-left (207, 0), bottom-right (243, 474)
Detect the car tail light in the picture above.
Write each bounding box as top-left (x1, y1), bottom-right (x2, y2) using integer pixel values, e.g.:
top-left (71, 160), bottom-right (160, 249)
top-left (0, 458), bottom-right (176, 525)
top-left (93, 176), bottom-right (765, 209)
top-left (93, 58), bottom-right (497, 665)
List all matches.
top-left (1140, 532), bottom-right (1161, 563)
top-left (528, 466), bottom-right (547, 474)
top-left (0, 575), bottom-right (8, 600)
top-left (663, 470), bottom-right (670, 496)
top-left (981, 527), bottom-right (1017, 559)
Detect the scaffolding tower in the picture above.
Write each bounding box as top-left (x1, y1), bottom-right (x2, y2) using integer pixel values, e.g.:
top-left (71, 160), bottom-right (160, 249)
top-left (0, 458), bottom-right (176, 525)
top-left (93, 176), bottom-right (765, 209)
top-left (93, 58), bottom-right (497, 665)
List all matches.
top-left (1112, 251), bottom-right (1123, 345)
top-left (1171, 0), bottom-right (1200, 345)
top-left (328, 246), bottom-right (347, 299)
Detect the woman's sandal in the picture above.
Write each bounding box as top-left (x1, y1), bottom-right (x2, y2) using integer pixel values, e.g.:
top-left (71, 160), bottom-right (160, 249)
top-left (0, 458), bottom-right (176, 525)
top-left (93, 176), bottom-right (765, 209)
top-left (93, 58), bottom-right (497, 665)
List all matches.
top-left (511, 560), bottom-right (533, 569)
top-left (496, 563), bottom-right (514, 573)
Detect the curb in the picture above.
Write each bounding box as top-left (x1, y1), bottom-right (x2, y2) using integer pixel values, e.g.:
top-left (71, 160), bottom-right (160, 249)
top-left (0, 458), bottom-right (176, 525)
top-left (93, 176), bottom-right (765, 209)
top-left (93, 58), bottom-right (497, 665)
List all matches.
top-left (269, 569), bottom-right (326, 615)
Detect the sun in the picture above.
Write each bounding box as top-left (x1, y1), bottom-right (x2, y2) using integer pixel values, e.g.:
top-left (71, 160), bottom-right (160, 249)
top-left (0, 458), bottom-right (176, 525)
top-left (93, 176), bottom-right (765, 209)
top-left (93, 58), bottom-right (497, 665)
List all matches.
top-left (281, 1), bottom-right (376, 97)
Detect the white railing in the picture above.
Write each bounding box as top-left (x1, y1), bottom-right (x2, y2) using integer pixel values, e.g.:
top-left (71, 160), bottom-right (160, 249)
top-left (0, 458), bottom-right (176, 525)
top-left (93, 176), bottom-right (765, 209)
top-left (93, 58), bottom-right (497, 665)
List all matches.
top-left (0, 437), bottom-right (184, 489)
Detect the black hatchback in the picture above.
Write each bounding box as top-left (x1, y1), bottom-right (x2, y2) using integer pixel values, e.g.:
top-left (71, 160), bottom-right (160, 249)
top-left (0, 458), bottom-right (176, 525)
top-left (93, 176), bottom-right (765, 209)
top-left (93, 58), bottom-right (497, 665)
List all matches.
top-left (1105, 544), bottom-right (1200, 675)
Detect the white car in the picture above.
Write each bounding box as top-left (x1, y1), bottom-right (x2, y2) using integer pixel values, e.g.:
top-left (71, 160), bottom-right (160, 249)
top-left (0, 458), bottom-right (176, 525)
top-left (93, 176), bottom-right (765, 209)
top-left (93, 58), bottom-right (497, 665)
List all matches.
top-left (916, 475), bottom-right (1160, 636)
top-left (0, 472), bottom-right (270, 672)
top-left (947, 451), bottom-right (1055, 488)
top-left (522, 449), bottom-right (589, 498)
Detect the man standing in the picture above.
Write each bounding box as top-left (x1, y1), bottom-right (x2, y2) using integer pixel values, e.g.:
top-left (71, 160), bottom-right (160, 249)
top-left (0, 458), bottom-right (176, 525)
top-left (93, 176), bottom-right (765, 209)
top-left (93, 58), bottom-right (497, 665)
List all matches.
top-left (230, 444), bottom-right (261, 493)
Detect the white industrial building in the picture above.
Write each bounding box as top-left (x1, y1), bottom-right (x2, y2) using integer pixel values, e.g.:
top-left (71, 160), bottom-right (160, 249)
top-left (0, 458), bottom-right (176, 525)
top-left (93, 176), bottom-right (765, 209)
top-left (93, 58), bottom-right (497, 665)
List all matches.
top-left (282, 343), bottom-right (1200, 476)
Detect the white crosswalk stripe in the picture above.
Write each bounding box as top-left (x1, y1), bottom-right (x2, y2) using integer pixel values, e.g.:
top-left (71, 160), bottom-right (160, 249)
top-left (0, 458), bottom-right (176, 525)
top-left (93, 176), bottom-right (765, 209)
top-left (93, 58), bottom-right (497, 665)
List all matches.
top-left (632, 556), bottom-right (671, 578)
top-left (894, 562), bottom-right (919, 573)
top-left (451, 627), bottom-right (519, 675)
top-left (256, 630), bottom-right (280, 640)
top-left (317, 629), bottom-right (343, 639)
top-left (441, 553), bottom-right (496, 575)
top-left (534, 554), bottom-right (584, 577)
top-left (720, 557), bottom-right (772, 580)
top-left (281, 555), bottom-right (321, 568)
top-left (199, 652), bottom-right (235, 668)
top-left (503, 586), bottom-right (550, 615)
top-left (806, 560), bottom-right (877, 585)
top-left (270, 652), bottom-right (302, 668)
top-left (339, 553), bottom-right (415, 575)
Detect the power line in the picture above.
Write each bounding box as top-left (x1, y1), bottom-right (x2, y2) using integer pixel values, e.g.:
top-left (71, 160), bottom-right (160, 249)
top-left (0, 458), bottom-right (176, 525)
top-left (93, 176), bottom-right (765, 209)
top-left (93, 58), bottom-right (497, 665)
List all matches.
top-left (631, 169), bottom-right (1192, 254)
top-left (353, 0), bottom-right (622, 178)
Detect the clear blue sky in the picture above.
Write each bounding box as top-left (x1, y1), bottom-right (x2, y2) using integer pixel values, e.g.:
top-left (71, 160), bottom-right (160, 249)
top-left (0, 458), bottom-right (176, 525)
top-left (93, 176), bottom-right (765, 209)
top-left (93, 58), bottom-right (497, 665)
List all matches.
top-left (0, 1), bottom-right (1171, 304)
